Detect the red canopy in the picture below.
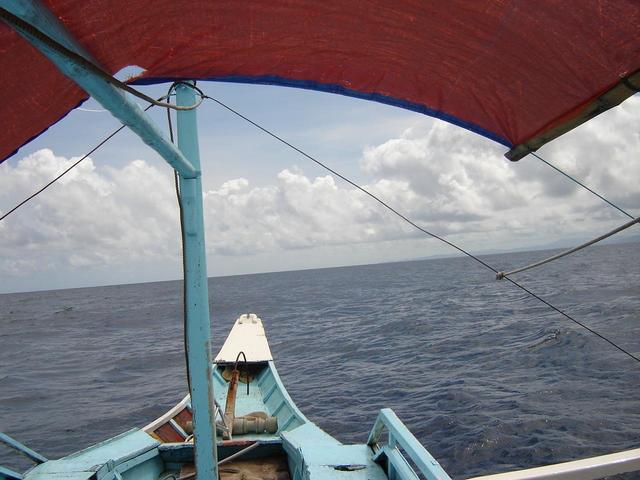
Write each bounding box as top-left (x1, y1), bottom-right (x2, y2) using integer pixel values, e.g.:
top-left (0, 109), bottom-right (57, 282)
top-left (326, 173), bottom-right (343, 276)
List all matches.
top-left (1, 1), bottom-right (638, 163)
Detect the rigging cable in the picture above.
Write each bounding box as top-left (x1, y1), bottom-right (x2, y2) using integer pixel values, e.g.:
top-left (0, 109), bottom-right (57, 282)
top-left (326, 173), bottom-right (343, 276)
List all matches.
top-left (531, 152), bottom-right (634, 220)
top-left (201, 93), bottom-right (640, 365)
top-left (0, 100), bottom-right (166, 223)
top-left (165, 82), bottom-right (193, 394)
top-left (201, 94), bottom-right (498, 274)
top-left (496, 215), bottom-right (640, 279)
top-left (0, 62), bottom-right (635, 363)
top-left (493, 152), bottom-right (638, 278)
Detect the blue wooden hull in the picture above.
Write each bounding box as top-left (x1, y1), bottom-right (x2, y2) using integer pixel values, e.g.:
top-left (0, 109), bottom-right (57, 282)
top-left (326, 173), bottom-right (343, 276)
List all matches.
top-left (9, 316), bottom-right (449, 480)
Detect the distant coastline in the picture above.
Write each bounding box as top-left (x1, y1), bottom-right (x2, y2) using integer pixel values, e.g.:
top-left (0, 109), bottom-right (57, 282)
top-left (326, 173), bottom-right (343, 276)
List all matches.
top-left (2, 237), bottom-right (637, 296)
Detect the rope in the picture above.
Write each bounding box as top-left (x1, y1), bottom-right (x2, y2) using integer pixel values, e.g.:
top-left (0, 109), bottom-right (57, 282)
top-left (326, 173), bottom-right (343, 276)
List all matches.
top-left (202, 94), bottom-right (499, 274)
top-left (532, 152), bottom-right (634, 220)
top-left (492, 150), bottom-right (637, 278)
top-left (0, 127), bottom-right (124, 222)
top-left (496, 215), bottom-right (640, 279)
top-left (165, 83), bottom-right (192, 395)
top-left (0, 100), bottom-right (166, 223)
top-left (0, 47), bottom-right (634, 363)
top-left (502, 276), bottom-right (640, 363)
top-left (0, 7), bottom-right (203, 111)
top-left (203, 94), bottom-right (640, 365)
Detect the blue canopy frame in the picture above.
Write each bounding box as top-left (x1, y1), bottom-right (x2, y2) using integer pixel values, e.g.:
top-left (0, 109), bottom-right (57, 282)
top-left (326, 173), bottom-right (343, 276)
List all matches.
top-left (2, 1), bottom-right (218, 479)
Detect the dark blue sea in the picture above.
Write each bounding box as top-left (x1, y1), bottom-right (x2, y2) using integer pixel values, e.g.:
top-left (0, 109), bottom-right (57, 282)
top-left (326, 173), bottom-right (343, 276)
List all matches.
top-left (1, 242), bottom-right (639, 478)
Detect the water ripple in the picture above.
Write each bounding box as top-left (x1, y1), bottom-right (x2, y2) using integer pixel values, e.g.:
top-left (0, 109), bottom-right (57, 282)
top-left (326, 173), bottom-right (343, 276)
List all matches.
top-left (1, 243), bottom-right (639, 478)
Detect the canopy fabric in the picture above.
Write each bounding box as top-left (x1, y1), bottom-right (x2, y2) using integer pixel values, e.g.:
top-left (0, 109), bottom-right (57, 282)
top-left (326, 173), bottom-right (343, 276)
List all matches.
top-left (1, 1), bottom-right (639, 163)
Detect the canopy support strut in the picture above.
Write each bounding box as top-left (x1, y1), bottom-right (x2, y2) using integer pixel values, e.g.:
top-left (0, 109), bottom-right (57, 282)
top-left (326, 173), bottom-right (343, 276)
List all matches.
top-left (0, 0), bottom-right (197, 178)
top-left (176, 82), bottom-right (219, 480)
top-left (2, 2), bottom-right (218, 479)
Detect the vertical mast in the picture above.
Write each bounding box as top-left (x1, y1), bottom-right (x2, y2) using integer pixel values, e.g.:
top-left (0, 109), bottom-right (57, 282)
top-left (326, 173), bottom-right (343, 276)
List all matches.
top-left (2, 3), bottom-right (219, 477)
top-left (176, 82), bottom-right (218, 480)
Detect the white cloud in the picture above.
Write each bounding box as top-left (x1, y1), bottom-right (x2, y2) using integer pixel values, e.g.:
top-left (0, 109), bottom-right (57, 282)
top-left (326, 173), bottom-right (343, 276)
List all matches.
top-left (1, 95), bottom-right (638, 292)
top-left (0, 149), bottom-right (181, 280)
top-left (202, 168), bottom-right (392, 255)
top-left (541, 96), bottom-right (640, 208)
top-left (359, 96), bottom-right (640, 242)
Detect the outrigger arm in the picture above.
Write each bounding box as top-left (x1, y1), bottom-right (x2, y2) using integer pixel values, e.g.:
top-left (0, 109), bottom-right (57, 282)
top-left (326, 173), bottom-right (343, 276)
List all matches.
top-left (1, 2), bottom-right (218, 479)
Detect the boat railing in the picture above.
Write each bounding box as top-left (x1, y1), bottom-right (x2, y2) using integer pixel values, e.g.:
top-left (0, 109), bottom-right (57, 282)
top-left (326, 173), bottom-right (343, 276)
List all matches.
top-left (465, 447), bottom-right (640, 480)
top-left (367, 408), bottom-right (452, 480)
top-left (0, 431), bottom-right (48, 480)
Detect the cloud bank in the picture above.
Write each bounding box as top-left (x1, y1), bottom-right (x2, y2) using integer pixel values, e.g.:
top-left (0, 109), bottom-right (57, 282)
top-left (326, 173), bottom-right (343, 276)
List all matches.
top-left (1, 96), bottom-right (638, 291)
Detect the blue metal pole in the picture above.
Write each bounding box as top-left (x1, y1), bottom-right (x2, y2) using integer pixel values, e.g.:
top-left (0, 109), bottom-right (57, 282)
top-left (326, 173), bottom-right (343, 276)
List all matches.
top-left (176, 83), bottom-right (218, 480)
top-left (1, 0), bottom-right (197, 179)
top-left (0, 432), bottom-right (47, 464)
top-left (2, 2), bottom-right (218, 477)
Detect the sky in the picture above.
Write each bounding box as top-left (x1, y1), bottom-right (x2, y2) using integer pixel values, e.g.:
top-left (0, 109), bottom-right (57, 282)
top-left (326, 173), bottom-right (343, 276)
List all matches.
top-left (0, 84), bottom-right (638, 294)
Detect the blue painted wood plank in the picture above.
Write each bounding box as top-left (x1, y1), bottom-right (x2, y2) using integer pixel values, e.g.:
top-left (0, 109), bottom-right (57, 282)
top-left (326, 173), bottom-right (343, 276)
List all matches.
top-left (279, 414), bottom-right (296, 432)
top-left (368, 409), bottom-right (452, 480)
top-left (0, 465), bottom-right (23, 480)
top-left (0, 433), bottom-right (47, 464)
top-left (385, 447), bottom-right (420, 480)
top-left (263, 383), bottom-right (278, 402)
top-left (23, 430), bottom-right (161, 480)
top-left (176, 82), bottom-right (218, 480)
top-left (272, 399), bottom-right (287, 416)
top-left (282, 425), bottom-right (388, 480)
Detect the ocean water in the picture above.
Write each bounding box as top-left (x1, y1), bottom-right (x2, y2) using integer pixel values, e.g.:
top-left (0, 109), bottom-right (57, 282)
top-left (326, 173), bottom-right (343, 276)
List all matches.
top-left (1, 242), bottom-right (639, 478)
